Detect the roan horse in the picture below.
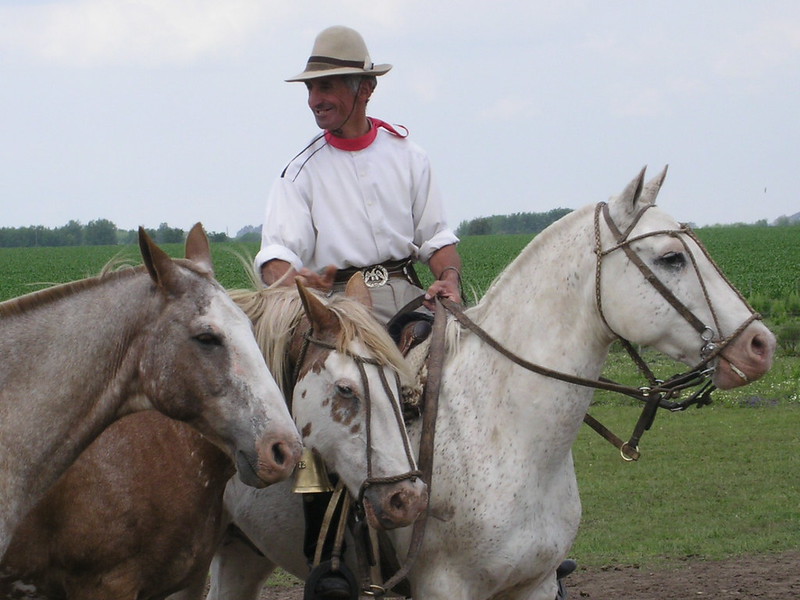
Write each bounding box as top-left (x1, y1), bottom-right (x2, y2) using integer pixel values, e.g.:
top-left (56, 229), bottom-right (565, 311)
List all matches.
top-left (201, 168), bottom-right (776, 600)
top-left (0, 275), bottom-right (426, 599)
top-left (0, 224), bottom-right (302, 560)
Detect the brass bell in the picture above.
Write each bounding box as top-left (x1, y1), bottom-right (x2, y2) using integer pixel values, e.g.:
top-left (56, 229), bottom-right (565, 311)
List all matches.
top-left (293, 447), bottom-right (334, 493)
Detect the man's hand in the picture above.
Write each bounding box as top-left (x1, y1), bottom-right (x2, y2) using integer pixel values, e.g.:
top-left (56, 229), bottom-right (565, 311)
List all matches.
top-left (261, 260), bottom-right (337, 292)
top-left (425, 244), bottom-right (463, 310)
top-left (295, 265), bottom-right (338, 293)
top-left (424, 275), bottom-right (461, 311)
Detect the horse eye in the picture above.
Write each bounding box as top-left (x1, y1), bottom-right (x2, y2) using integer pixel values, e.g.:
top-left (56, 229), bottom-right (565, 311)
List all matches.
top-left (194, 332), bottom-right (223, 346)
top-left (335, 382), bottom-right (356, 398)
top-left (655, 251), bottom-right (687, 271)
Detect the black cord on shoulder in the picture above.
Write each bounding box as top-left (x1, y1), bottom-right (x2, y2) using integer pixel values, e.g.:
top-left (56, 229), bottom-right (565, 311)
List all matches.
top-left (280, 132), bottom-right (327, 179)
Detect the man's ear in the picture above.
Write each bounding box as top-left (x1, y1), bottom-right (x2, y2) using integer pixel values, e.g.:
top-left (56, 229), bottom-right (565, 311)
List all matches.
top-left (359, 79), bottom-right (375, 102)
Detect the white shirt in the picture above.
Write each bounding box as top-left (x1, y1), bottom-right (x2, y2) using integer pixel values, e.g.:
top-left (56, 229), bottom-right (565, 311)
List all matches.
top-left (255, 120), bottom-right (459, 274)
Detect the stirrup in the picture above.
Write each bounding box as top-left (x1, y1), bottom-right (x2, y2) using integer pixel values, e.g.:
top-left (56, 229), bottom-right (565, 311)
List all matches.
top-left (555, 559), bottom-right (577, 600)
top-left (305, 560), bottom-right (358, 600)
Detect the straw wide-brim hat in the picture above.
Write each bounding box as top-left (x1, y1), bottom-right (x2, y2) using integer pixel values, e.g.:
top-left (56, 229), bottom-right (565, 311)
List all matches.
top-left (286, 26), bottom-right (392, 82)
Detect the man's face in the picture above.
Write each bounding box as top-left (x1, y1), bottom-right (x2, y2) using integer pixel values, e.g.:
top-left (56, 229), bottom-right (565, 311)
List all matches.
top-left (305, 76), bottom-right (357, 132)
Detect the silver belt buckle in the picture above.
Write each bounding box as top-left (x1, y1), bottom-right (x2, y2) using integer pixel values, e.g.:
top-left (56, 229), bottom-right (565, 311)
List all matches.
top-left (362, 265), bottom-right (389, 288)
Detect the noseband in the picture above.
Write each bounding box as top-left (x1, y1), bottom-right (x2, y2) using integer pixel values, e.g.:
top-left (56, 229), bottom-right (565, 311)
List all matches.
top-left (294, 330), bottom-right (422, 504)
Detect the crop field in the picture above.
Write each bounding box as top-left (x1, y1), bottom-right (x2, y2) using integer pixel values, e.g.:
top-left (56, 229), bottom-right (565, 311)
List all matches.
top-left (2, 225), bottom-right (797, 302)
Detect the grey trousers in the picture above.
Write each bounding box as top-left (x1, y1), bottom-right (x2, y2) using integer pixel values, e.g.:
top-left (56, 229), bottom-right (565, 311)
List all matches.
top-left (330, 277), bottom-right (427, 326)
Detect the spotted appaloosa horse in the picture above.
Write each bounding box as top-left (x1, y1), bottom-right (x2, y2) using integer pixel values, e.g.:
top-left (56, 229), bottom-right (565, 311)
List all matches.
top-left (200, 168), bottom-right (775, 600)
top-left (0, 224), bottom-right (301, 559)
top-left (1, 275), bottom-right (425, 599)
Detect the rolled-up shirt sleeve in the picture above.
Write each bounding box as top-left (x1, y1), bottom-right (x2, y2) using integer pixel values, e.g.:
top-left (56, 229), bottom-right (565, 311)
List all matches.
top-left (254, 177), bottom-right (315, 273)
top-left (411, 154), bottom-right (460, 263)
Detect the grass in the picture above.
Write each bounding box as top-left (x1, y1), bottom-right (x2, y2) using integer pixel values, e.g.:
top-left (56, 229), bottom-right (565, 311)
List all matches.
top-left (573, 401), bottom-right (800, 567)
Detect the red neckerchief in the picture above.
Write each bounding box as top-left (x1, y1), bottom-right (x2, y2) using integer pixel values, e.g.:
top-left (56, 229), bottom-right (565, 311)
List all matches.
top-left (324, 118), bottom-right (408, 151)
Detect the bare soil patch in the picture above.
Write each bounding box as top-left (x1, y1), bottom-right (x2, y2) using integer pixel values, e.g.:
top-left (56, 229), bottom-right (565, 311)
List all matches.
top-left (257, 551), bottom-right (800, 599)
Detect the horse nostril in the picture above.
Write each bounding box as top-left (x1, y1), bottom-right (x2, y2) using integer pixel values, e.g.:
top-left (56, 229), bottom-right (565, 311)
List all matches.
top-left (390, 491), bottom-right (406, 512)
top-left (272, 442), bottom-right (286, 466)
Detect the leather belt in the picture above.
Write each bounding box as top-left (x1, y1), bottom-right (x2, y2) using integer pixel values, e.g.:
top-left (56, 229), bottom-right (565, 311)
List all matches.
top-left (334, 258), bottom-right (419, 289)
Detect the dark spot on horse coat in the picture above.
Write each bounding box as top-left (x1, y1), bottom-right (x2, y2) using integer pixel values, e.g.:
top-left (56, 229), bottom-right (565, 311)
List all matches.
top-left (331, 394), bottom-right (359, 427)
top-left (302, 422), bottom-right (312, 438)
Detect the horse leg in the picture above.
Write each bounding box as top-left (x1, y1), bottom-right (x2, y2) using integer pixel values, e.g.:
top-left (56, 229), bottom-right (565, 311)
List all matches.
top-left (166, 572), bottom-right (211, 600)
top-left (63, 571), bottom-right (138, 600)
top-left (206, 526), bottom-right (277, 600)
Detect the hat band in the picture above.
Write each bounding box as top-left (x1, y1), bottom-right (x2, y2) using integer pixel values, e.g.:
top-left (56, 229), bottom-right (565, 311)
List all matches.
top-left (306, 55), bottom-right (372, 71)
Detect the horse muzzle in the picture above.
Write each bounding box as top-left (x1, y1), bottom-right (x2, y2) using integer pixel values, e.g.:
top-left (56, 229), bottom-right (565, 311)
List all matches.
top-left (236, 431), bottom-right (303, 488)
top-left (711, 322), bottom-right (776, 390)
top-left (362, 478), bottom-right (428, 530)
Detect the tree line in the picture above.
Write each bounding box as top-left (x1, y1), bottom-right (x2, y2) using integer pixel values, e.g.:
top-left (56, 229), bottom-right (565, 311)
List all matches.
top-left (0, 220), bottom-right (232, 248)
top-left (456, 208), bottom-right (574, 236)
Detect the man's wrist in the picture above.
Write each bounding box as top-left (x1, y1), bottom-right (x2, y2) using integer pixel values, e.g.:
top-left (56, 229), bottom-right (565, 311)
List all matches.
top-left (438, 265), bottom-right (461, 283)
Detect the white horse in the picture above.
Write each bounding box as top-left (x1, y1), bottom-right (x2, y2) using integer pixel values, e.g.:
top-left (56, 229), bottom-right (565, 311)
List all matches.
top-left (202, 168), bottom-right (776, 600)
top-left (0, 225), bottom-right (302, 559)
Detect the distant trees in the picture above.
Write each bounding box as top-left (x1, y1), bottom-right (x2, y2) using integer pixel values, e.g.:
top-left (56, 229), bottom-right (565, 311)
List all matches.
top-left (456, 208), bottom-right (574, 236)
top-left (0, 220), bottom-right (232, 248)
top-left (84, 219), bottom-right (118, 245)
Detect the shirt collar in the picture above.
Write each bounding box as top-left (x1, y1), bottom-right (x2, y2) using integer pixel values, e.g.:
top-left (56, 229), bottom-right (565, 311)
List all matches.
top-left (324, 118), bottom-right (408, 151)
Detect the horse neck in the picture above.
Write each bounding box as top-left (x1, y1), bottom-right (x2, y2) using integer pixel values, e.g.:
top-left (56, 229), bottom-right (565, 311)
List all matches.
top-left (3, 271), bottom-right (157, 457)
top-left (449, 207), bottom-right (611, 405)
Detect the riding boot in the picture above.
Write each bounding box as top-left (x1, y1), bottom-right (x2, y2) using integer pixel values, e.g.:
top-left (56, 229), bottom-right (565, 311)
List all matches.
top-left (555, 558), bottom-right (577, 600)
top-left (302, 492), bottom-right (355, 600)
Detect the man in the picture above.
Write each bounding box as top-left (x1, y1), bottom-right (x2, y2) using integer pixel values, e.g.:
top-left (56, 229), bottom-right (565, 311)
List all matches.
top-left (255, 25), bottom-right (462, 325)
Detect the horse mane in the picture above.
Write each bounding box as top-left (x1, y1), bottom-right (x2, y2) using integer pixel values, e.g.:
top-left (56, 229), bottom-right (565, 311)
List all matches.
top-left (0, 267), bottom-right (143, 319)
top-left (440, 204), bottom-right (595, 355)
top-left (228, 286), bottom-right (411, 395)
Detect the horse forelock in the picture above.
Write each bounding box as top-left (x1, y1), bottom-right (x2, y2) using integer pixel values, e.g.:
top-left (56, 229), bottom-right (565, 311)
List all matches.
top-left (229, 287), bottom-right (411, 390)
top-left (326, 295), bottom-right (411, 380)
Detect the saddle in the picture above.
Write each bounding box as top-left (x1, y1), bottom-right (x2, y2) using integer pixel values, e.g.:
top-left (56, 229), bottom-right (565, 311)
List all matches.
top-left (387, 296), bottom-right (433, 357)
top-left (397, 318), bottom-right (432, 356)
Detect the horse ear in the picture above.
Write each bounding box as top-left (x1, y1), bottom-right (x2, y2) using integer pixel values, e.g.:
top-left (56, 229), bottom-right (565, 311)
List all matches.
top-left (296, 278), bottom-right (337, 332)
top-left (185, 223), bottom-right (214, 275)
top-left (640, 164), bottom-right (669, 206)
top-left (139, 227), bottom-right (183, 293)
top-left (608, 166), bottom-right (647, 230)
top-left (344, 272), bottom-right (373, 309)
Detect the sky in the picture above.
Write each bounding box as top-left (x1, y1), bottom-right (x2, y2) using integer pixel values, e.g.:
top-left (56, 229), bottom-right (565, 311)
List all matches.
top-left (1, 1), bottom-right (798, 236)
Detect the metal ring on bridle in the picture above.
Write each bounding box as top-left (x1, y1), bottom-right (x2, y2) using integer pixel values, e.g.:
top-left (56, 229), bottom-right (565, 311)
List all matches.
top-left (620, 443), bottom-right (639, 462)
top-left (362, 584), bottom-right (387, 597)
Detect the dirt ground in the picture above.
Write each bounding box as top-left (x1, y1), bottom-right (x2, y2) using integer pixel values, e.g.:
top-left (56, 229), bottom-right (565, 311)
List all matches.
top-left (257, 551), bottom-right (800, 599)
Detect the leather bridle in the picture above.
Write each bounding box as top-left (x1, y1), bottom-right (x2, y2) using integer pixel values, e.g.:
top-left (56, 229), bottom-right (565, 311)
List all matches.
top-left (293, 329), bottom-right (422, 504)
top-left (437, 202), bottom-right (762, 460)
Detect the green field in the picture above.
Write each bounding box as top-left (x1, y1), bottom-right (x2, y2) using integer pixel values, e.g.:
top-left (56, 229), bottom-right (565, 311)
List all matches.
top-left (2, 226), bottom-right (799, 566)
